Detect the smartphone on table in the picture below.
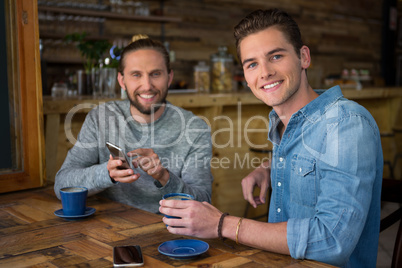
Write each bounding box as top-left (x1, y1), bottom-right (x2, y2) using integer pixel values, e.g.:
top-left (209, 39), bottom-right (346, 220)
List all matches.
top-left (113, 245), bottom-right (144, 267)
top-left (106, 142), bottom-right (137, 171)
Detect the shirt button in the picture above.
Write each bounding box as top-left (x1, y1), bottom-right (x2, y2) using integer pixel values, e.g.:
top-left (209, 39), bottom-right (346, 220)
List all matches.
top-left (299, 168), bottom-right (302, 173)
top-left (277, 208), bottom-right (281, 213)
top-left (277, 182), bottom-right (282, 187)
top-left (279, 157), bottom-right (284, 162)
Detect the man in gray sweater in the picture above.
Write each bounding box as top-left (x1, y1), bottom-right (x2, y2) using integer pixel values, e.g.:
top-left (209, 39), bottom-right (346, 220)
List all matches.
top-left (54, 35), bottom-right (213, 214)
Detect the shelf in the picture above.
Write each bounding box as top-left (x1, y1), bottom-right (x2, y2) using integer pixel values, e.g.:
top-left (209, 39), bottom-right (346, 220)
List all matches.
top-left (42, 57), bottom-right (83, 64)
top-left (39, 32), bottom-right (160, 41)
top-left (39, 3), bottom-right (181, 92)
top-left (40, 33), bottom-right (101, 40)
top-left (38, 6), bottom-right (181, 23)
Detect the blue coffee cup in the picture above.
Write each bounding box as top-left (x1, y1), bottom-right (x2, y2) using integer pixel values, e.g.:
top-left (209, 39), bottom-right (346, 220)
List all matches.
top-left (60, 186), bottom-right (88, 216)
top-left (162, 193), bottom-right (194, 225)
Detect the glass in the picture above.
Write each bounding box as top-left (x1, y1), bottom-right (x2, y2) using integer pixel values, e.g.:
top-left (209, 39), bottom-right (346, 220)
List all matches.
top-left (101, 68), bottom-right (117, 97)
top-left (194, 61), bottom-right (210, 93)
top-left (91, 67), bottom-right (101, 97)
top-left (210, 46), bottom-right (233, 93)
top-left (1, 0), bottom-right (21, 171)
top-left (77, 69), bottom-right (86, 95)
top-left (51, 82), bottom-right (68, 98)
top-left (135, 1), bottom-right (150, 16)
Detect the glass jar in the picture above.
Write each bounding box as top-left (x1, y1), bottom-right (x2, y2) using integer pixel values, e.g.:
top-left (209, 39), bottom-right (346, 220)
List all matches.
top-left (194, 61), bottom-right (210, 93)
top-left (210, 46), bottom-right (233, 93)
top-left (51, 82), bottom-right (68, 98)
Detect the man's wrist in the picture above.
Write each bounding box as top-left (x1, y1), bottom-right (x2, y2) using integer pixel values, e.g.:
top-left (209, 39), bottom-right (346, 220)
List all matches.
top-left (221, 215), bottom-right (242, 244)
top-left (158, 169), bottom-right (170, 186)
top-left (218, 212), bottom-right (229, 240)
top-left (260, 160), bottom-right (271, 170)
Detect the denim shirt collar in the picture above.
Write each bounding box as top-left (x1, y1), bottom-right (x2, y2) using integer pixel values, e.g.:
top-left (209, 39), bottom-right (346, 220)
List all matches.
top-left (268, 85), bottom-right (344, 145)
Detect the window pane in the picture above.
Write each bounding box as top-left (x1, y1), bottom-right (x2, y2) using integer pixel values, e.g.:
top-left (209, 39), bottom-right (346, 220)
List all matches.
top-left (0, 0), bottom-right (22, 172)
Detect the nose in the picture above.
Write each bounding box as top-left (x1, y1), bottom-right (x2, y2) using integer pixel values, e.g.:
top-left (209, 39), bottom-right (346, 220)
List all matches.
top-left (260, 61), bottom-right (275, 79)
top-left (141, 75), bottom-right (152, 90)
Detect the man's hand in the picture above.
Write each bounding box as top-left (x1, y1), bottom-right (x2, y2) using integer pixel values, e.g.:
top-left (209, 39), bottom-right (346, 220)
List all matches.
top-left (159, 199), bottom-right (222, 239)
top-left (107, 155), bottom-right (140, 183)
top-left (128, 148), bottom-right (170, 186)
top-left (241, 160), bottom-right (271, 208)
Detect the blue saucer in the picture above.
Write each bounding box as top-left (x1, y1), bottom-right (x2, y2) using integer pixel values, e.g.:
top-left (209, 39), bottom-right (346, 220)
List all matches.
top-left (158, 239), bottom-right (209, 259)
top-left (54, 207), bottom-right (96, 220)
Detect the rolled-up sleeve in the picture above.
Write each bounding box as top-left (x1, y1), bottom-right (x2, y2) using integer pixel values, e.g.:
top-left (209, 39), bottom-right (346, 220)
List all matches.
top-left (286, 112), bottom-right (380, 266)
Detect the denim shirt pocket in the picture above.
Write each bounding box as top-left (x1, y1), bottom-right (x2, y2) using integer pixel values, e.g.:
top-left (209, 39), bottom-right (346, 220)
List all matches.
top-left (290, 155), bottom-right (317, 207)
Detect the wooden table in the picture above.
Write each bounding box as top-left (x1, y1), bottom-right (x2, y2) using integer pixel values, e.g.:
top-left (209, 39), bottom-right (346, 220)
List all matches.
top-left (0, 187), bottom-right (336, 267)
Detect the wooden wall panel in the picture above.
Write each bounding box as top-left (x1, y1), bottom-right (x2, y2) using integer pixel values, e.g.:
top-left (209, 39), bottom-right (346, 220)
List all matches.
top-left (39, 0), bottom-right (385, 90)
top-left (119, 0), bottom-right (383, 89)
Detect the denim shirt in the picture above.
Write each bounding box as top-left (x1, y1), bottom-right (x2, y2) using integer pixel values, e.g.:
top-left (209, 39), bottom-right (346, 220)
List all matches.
top-left (268, 86), bottom-right (383, 267)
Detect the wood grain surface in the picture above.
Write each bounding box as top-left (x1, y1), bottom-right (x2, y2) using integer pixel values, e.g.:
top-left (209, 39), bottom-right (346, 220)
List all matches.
top-left (0, 187), bottom-right (336, 267)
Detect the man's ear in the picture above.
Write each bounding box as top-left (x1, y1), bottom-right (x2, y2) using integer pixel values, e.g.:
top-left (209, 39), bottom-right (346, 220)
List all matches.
top-left (300, 46), bottom-right (311, 69)
top-left (168, 70), bottom-right (174, 88)
top-left (117, 72), bottom-right (125, 89)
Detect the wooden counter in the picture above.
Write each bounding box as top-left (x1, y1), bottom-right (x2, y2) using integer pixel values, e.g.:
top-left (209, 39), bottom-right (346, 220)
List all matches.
top-left (42, 88), bottom-right (402, 114)
top-left (42, 88), bottom-right (402, 217)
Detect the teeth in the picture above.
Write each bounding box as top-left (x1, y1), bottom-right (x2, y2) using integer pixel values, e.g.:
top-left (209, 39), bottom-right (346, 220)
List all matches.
top-left (264, 82), bottom-right (280, 89)
top-left (140, 94), bottom-right (154, 99)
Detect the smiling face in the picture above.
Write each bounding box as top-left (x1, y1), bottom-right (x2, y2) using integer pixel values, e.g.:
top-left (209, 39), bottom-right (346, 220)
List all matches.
top-left (118, 49), bottom-right (173, 120)
top-left (240, 26), bottom-right (312, 115)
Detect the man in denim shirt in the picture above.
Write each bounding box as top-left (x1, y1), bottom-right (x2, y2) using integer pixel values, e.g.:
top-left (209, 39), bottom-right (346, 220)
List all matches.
top-left (159, 8), bottom-right (383, 267)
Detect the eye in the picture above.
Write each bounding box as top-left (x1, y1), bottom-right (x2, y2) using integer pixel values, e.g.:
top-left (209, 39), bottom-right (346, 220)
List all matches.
top-left (271, 54), bottom-right (282, 61)
top-left (131, 72), bottom-right (140, 78)
top-left (151, 71), bottom-right (162, 77)
top-left (246, 62), bottom-right (257, 69)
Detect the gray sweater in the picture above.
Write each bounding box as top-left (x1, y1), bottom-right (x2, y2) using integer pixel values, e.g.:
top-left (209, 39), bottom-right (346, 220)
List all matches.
top-left (54, 100), bottom-right (213, 213)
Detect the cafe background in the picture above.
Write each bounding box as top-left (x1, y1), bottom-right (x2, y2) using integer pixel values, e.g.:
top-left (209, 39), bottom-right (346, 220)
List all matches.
top-left (2, 0), bottom-right (402, 220)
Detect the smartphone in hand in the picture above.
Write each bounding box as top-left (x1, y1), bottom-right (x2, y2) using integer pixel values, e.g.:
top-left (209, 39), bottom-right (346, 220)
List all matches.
top-left (113, 245), bottom-right (144, 267)
top-left (106, 142), bottom-right (137, 171)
